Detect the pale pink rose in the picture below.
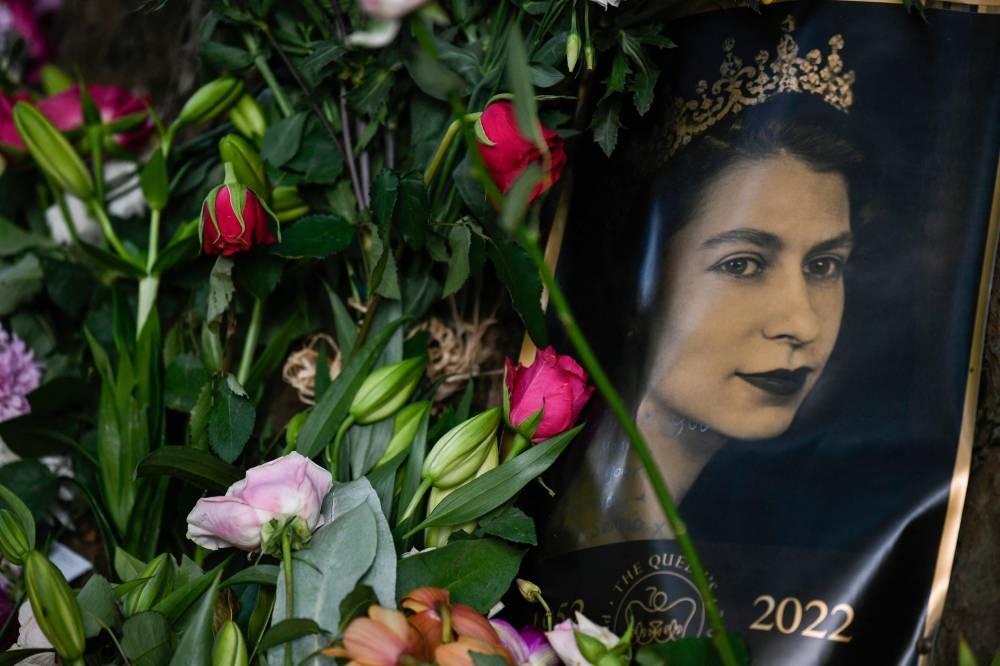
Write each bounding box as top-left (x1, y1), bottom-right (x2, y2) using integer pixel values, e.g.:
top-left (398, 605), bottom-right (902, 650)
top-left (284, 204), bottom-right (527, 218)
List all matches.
top-left (185, 452), bottom-right (333, 551)
top-left (504, 347), bottom-right (594, 442)
top-left (359, 0), bottom-right (427, 19)
top-left (543, 613), bottom-right (620, 666)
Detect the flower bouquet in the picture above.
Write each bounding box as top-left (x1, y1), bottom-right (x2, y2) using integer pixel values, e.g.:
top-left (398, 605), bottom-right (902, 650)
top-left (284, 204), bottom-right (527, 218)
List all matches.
top-left (0, 1), bottom-right (756, 665)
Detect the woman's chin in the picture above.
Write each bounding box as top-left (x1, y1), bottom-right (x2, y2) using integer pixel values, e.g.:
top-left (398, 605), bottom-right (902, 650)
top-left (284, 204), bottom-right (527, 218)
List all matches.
top-left (709, 414), bottom-right (794, 442)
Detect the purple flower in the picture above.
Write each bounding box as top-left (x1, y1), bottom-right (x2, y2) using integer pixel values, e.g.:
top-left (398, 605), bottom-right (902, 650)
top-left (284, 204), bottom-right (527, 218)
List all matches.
top-left (490, 619), bottom-right (559, 666)
top-left (0, 324), bottom-right (42, 423)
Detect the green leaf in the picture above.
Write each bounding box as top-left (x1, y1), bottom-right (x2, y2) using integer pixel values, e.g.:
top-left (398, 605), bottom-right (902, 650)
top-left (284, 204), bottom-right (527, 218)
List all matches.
top-left (140, 149), bottom-right (169, 211)
top-left (959, 639), bottom-right (979, 666)
top-left (634, 633), bottom-right (750, 666)
top-left (472, 654), bottom-right (510, 666)
top-left (167, 572), bottom-right (220, 666)
top-left (591, 101), bottom-right (621, 157)
top-left (477, 506), bottom-right (537, 545)
top-left (410, 426), bottom-right (581, 533)
top-left (324, 283), bottom-right (357, 363)
top-left (338, 585), bottom-right (379, 633)
top-left (207, 374), bottom-right (256, 463)
top-left (0, 483), bottom-right (35, 553)
top-left (199, 41), bottom-right (253, 71)
top-left (299, 40), bottom-right (347, 88)
top-left (154, 560), bottom-right (227, 625)
top-left (164, 355), bottom-right (210, 412)
top-left (0, 650), bottom-right (52, 665)
top-left (0, 217), bottom-right (50, 256)
top-left (529, 64), bottom-right (565, 88)
top-left (271, 503), bottom-right (377, 664)
top-left (349, 69), bottom-right (394, 117)
top-left (187, 381), bottom-right (213, 450)
top-left (396, 538), bottom-right (524, 614)
top-left (121, 611), bottom-right (174, 666)
top-left (405, 47), bottom-right (466, 101)
top-left (261, 112), bottom-right (307, 167)
top-left (244, 309), bottom-right (310, 395)
top-left (395, 175), bottom-right (429, 250)
top-left (206, 256), bottom-right (235, 334)
top-left (283, 117), bottom-right (344, 185)
top-left (602, 52), bottom-right (631, 102)
top-left (136, 446), bottom-right (242, 493)
top-left (487, 236), bottom-right (547, 347)
top-left (115, 547), bottom-right (147, 582)
top-left (221, 564), bottom-right (278, 588)
top-left (632, 64), bottom-right (660, 117)
top-left (270, 214), bottom-right (354, 258)
top-left (77, 574), bottom-right (122, 638)
top-left (369, 224), bottom-right (401, 299)
top-left (371, 169), bottom-right (399, 231)
top-left (443, 224), bottom-right (471, 297)
top-left (259, 618), bottom-right (324, 653)
top-left (295, 317), bottom-right (408, 458)
top-left (151, 218), bottom-right (199, 274)
top-left (0, 461), bottom-right (56, 522)
top-left (233, 252), bottom-right (284, 300)
top-left (506, 25), bottom-right (544, 148)
top-left (0, 253), bottom-right (42, 315)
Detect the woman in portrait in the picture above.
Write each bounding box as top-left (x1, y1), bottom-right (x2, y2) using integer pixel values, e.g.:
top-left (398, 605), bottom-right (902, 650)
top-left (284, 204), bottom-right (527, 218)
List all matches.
top-left (542, 90), bottom-right (863, 550)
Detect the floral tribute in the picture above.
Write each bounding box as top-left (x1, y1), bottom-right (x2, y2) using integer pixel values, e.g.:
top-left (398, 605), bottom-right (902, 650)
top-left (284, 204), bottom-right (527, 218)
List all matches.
top-left (0, 1), bottom-right (749, 665)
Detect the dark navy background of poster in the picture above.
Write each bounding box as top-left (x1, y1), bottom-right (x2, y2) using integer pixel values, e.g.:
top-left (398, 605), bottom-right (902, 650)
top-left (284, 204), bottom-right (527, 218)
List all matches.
top-left (516, 3), bottom-right (1000, 665)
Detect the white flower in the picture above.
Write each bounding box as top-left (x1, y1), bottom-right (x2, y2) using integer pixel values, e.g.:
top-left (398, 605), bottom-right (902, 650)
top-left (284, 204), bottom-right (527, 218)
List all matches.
top-left (589, 0), bottom-right (622, 7)
top-left (544, 612), bottom-right (620, 666)
top-left (9, 602), bottom-right (56, 666)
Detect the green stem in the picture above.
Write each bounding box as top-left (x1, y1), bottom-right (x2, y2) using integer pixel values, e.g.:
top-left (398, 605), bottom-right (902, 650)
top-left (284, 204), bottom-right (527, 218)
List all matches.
top-left (242, 31), bottom-right (294, 118)
top-left (424, 119), bottom-right (462, 185)
top-left (89, 200), bottom-right (133, 263)
top-left (399, 477), bottom-right (433, 526)
top-left (237, 297), bottom-right (265, 387)
top-left (146, 208), bottom-right (161, 272)
top-left (282, 529), bottom-right (294, 666)
top-left (89, 127), bottom-right (105, 206)
top-left (326, 414), bottom-right (356, 480)
top-left (502, 432), bottom-right (530, 463)
top-left (513, 225), bottom-right (738, 666)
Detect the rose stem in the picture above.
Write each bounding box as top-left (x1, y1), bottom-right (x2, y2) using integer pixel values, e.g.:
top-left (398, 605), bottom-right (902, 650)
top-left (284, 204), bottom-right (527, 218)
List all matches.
top-left (502, 432), bottom-right (531, 463)
top-left (281, 529), bottom-right (294, 666)
top-left (236, 297), bottom-right (264, 387)
top-left (514, 224), bottom-right (739, 666)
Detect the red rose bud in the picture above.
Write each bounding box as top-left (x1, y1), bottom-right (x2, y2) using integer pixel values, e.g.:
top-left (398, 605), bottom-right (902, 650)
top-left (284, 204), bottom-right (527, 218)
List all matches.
top-left (475, 100), bottom-right (566, 203)
top-left (201, 164), bottom-right (276, 256)
top-left (504, 346), bottom-right (594, 442)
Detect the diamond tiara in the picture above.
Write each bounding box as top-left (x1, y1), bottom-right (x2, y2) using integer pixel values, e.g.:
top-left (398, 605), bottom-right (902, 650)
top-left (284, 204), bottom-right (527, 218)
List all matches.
top-left (659, 16), bottom-right (856, 159)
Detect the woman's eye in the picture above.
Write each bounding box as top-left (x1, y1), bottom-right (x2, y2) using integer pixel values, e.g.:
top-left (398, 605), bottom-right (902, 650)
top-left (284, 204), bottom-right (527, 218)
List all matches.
top-left (804, 256), bottom-right (844, 280)
top-left (711, 256), bottom-right (764, 277)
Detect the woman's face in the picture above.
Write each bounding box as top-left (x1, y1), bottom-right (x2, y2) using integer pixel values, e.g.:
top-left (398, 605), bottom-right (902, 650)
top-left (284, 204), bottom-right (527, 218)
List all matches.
top-left (647, 154), bottom-right (852, 440)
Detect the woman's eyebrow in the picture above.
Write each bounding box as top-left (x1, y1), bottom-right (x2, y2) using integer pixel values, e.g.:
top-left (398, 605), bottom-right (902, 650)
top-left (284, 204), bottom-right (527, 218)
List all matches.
top-left (701, 228), bottom-right (782, 250)
top-left (808, 232), bottom-right (854, 254)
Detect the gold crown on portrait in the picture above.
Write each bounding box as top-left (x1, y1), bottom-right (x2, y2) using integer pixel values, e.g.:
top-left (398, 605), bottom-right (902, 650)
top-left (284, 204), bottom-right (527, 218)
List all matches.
top-left (660, 16), bottom-right (856, 159)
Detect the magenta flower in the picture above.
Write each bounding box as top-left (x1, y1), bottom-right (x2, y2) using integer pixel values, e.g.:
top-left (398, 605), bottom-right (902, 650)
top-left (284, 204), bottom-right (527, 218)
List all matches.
top-left (185, 452), bottom-right (333, 552)
top-left (490, 619), bottom-right (559, 666)
top-left (0, 323), bottom-right (42, 423)
top-left (0, 0), bottom-right (61, 60)
top-left (504, 347), bottom-right (594, 442)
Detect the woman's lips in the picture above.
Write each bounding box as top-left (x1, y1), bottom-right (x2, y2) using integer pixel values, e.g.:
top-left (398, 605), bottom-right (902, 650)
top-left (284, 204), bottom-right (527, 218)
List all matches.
top-left (735, 368), bottom-right (812, 397)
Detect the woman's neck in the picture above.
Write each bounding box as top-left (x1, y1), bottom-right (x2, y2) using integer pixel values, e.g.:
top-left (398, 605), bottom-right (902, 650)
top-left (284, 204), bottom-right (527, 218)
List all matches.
top-left (635, 395), bottom-right (727, 508)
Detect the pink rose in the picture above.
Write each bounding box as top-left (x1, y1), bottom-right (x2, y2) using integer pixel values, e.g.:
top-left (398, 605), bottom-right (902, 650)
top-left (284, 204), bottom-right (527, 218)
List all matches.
top-left (0, 84), bottom-right (152, 154)
top-left (185, 452), bottom-right (333, 552)
top-left (504, 347), bottom-right (594, 442)
top-left (475, 101), bottom-right (566, 204)
top-left (200, 181), bottom-right (275, 256)
top-left (359, 0), bottom-right (427, 19)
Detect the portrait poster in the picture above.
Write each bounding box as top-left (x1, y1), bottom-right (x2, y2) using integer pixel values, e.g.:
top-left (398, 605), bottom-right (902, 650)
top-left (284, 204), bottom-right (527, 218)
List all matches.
top-left (517, 2), bottom-right (1000, 665)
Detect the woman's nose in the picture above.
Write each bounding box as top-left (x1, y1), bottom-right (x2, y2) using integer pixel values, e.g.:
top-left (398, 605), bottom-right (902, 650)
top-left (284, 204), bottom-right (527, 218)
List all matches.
top-left (761, 274), bottom-right (822, 347)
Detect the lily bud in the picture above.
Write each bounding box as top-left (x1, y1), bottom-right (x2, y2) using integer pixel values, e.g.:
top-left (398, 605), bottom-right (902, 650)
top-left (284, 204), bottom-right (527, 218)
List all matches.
top-left (422, 408), bottom-right (500, 489)
top-left (272, 185), bottom-right (309, 222)
top-left (517, 579), bottom-right (544, 605)
top-left (566, 33), bottom-right (582, 73)
top-left (425, 442), bottom-right (498, 546)
top-left (376, 401), bottom-right (431, 467)
top-left (349, 357), bottom-right (426, 425)
top-left (177, 77), bottom-right (244, 127)
top-left (228, 94), bottom-right (267, 147)
top-left (585, 45), bottom-right (596, 71)
top-left (123, 553), bottom-right (175, 616)
top-left (219, 134), bottom-right (270, 204)
top-left (24, 550), bottom-right (86, 661)
top-left (213, 620), bottom-right (249, 666)
top-left (0, 509), bottom-right (30, 565)
top-left (13, 101), bottom-right (94, 200)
